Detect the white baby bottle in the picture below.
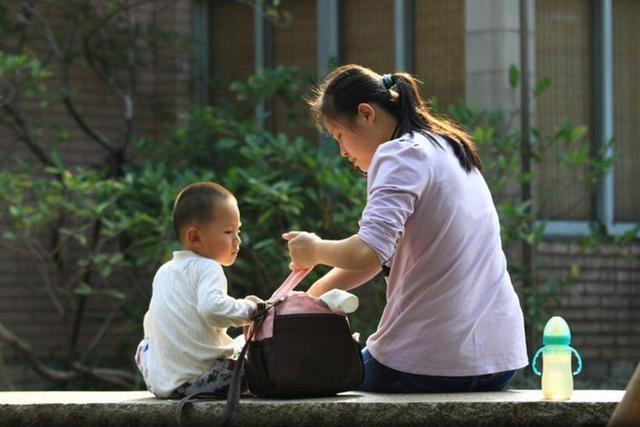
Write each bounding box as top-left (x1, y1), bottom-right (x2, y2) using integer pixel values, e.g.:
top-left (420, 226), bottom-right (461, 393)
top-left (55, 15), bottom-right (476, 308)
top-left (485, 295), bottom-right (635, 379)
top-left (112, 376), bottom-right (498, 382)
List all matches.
top-left (532, 316), bottom-right (583, 400)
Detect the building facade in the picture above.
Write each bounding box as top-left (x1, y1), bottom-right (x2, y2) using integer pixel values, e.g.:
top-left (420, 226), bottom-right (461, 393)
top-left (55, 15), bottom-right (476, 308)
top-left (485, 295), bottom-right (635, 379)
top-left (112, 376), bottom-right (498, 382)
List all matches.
top-left (1, 0), bottom-right (638, 388)
top-left (204, 0), bottom-right (639, 385)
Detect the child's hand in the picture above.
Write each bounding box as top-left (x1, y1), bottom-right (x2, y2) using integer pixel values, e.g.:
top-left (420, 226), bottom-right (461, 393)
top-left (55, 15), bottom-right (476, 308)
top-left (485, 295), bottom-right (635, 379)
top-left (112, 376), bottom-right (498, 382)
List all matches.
top-left (245, 295), bottom-right (266, 319)
top-left (282, 231), bottom-right (321, 270)
top-left (244, 295), bottom-right (265, 305)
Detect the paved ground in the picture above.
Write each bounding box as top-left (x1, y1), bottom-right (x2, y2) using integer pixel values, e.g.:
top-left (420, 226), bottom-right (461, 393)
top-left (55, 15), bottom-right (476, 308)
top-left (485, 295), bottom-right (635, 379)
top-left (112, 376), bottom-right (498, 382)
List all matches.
top-left (0, 389), bottom-right (625, 426)
top-left (0, 389), bottom-right (624, 404)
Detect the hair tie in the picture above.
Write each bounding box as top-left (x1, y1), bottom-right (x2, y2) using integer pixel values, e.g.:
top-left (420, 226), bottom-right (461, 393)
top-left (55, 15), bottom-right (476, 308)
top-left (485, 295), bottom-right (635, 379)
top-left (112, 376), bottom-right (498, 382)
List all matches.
top-left (382, 74), bottom-right (394, 90)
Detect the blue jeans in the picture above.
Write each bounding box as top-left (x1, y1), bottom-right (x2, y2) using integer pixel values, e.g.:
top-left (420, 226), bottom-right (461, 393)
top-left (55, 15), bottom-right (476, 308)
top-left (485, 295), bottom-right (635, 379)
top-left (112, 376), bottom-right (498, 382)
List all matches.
top-left (358, 348), bottom-right (517, 393)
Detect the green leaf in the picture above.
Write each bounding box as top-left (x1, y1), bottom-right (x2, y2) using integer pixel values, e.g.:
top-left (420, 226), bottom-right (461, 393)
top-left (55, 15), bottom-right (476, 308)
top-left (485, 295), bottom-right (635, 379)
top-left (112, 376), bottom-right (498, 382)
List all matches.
top-left (100, 265), bottom-right (112, 278)
top-left (569, 126), bottom-right (588, 143)
top-left (533, 77), bottom-right (551, 96)
top-left (569, 264), bottom-right (581, 278)
top-left (8, 206), bottom-right (20, 217)
top-left (75, 234), bottom-right (88, 246)
top-left (103, 289), bottom-right (126, 300)
top-left (73, 283), bottom-right (93, 296)
top-left (508, 65), bottom-right (519, 89)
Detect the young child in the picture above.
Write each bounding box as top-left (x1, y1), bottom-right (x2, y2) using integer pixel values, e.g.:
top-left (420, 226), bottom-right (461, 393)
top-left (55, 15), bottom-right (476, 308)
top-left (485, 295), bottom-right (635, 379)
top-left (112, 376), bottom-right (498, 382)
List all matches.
top-left (135, 181), bottom-right (262, 398)
top-left (283, 64), bottom-right (528, 392)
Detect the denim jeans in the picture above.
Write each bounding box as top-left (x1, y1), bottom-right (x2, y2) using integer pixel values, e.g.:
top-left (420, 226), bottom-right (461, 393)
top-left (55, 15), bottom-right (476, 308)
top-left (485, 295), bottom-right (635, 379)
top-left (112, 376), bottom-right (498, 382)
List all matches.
top-left (357, 348), bottom-right (517, 393)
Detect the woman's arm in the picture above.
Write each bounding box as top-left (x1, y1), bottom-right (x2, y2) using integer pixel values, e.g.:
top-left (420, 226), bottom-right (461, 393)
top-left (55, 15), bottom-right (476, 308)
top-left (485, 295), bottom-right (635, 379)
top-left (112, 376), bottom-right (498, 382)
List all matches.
top-left (282, 232), bottom-right (380, 270)
top-left (306, 265), bottom-right (382, 297)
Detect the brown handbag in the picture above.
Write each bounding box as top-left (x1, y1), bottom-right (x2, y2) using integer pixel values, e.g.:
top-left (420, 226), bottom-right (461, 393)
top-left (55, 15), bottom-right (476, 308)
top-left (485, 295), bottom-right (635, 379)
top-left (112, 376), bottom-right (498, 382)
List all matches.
top-left (223, 269), bottom-right (364, 424)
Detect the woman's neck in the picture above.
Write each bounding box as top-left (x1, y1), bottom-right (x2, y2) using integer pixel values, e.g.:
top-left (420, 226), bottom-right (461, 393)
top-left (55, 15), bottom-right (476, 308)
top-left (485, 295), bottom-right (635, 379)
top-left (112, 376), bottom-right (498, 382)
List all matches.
top-left (374, 107), bottom-right (400, 143)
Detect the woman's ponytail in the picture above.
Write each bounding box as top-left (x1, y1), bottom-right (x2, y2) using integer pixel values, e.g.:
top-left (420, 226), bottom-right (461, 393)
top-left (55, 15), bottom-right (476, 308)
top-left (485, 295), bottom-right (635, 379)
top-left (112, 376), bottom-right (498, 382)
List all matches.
top-left (309, 64), bottom-right (482, 173)
top-left (391, 72), bottom-right (482, 172)
top-left (390, 73), bottom-right (429, 138)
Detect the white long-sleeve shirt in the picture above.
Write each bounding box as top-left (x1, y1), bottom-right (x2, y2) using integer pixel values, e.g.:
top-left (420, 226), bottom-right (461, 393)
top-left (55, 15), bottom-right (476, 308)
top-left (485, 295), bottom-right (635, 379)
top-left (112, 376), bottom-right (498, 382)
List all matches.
top-left (142, 250), bottom-right (256, 397)
top-left (359, 131), bottom-right (528, 376)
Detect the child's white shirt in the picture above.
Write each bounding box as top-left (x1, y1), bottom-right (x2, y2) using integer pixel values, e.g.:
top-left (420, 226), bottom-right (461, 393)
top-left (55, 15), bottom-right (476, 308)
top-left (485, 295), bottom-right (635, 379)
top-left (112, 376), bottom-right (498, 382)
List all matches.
top-left (142, 250), bottom-right (256, 397)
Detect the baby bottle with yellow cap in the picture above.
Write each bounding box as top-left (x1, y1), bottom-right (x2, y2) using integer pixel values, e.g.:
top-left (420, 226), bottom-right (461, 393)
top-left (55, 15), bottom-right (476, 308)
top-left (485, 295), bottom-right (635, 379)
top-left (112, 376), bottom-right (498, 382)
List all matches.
top-left (532, 316), bottom-right (582, 400)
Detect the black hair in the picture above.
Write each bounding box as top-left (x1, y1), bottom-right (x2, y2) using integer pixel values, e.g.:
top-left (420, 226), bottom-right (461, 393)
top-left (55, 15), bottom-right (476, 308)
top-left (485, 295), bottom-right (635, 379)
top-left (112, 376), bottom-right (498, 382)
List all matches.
top-left (308, 64), bottom-right (482, 172)
top-left (172, 182), bottom-right (236, 242)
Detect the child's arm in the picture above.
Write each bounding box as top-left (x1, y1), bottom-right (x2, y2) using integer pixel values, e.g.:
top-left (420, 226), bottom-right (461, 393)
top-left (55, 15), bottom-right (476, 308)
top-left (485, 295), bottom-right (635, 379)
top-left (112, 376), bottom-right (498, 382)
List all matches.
top-left (197, 288), bottom-right (257, 328)
top-left (282, 232), bottom-right (380, 271)
top-left (306, 265), bottom-right (382, 297)
top-left (196, 261), bottom-right (257, 328)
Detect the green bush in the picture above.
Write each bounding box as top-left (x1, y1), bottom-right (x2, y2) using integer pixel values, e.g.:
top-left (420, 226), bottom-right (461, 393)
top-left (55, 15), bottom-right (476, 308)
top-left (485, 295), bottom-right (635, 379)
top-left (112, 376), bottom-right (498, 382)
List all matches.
top-left (135, 85), bottom-right (379, 334)
top-left (1, 53), bottom-right (629, 389)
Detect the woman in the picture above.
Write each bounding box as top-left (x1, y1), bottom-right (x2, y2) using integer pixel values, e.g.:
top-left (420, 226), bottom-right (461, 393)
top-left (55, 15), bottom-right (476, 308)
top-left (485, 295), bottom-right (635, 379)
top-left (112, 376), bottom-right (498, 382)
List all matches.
top-left (282, 64), bottom-right (528, 392)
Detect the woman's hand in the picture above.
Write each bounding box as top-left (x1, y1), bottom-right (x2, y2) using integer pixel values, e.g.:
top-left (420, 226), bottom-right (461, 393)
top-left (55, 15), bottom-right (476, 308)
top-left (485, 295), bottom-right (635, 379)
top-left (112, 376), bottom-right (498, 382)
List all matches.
top-left (282, 231), bottom-right (321, 270)
top-left (283, 232), bottom-right (380, 272)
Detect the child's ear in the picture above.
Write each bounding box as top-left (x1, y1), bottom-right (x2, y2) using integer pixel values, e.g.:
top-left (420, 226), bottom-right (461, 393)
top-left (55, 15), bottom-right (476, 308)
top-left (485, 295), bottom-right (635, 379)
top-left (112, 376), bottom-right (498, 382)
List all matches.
top-left (185, 226), bottom-right (200, 246)
top-left (356, 103), bottom-right (375, 123)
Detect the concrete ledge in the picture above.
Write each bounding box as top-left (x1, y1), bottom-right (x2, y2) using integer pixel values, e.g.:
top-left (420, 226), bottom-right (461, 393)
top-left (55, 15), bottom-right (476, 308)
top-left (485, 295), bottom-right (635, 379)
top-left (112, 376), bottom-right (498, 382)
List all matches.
top-left (0, 390), bottom-right (623, 427)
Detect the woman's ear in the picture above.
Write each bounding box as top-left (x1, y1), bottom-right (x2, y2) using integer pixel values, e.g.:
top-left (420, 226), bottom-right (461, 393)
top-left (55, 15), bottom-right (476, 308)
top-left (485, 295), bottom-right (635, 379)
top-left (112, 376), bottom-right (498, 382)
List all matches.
top-left (356, 103), bottom-right (376, 124)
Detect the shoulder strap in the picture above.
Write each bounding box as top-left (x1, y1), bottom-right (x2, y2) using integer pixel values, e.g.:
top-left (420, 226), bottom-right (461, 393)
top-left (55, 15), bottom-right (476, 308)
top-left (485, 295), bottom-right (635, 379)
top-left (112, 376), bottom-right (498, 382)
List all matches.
top-left (176, 310), bottom-right (267, 427)
top-left (222, 307), bottom-right (269, 426)
top-left (268, 268), bottom-right (312, 302)
top-left (175, 391), bottom-right (219, 426)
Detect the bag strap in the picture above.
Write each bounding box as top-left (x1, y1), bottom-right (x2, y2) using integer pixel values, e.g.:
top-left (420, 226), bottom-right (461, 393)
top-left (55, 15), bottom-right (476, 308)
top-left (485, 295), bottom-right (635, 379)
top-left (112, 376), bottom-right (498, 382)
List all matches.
top-left (175, 308), bottom-right (269, 427)
top-left (175, 391), bottom-right (220, 426)
top-left (268, 268), bottom-right (312, 302)
top-left (222, 306), bottom-right (269, 426)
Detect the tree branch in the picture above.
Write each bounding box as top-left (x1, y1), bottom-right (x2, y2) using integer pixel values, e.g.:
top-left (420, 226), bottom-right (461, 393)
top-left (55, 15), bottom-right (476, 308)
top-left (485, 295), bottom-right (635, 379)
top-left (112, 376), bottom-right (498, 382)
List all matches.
top-left (23, 238), bottom-right (66, 316)
top-left (18, 2), bottom-right (64, 60)
top-left (0, 321), bottom-right (136, 389)
top-left (83, 0), bottom-right (159, 43)
top-left (120, 5), bottom-right (137, 158)
top-left (28, 0), bottom-right (121, 158)
top-left (1, 0), bottom-right (38, 53)
top-left (60, 94), bottom-right (119, 156)
top-left (0, 321), bottom-right (74, 382)
top-left (2, 105), bottom-right (52, 166)
top-left (78, 310), bottom-right (116, 364)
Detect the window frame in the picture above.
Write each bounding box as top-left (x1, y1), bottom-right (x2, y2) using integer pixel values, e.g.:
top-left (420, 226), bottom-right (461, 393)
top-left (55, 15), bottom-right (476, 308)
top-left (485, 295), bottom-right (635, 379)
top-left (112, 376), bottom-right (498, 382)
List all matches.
top-left (540, 0), bottom-right (638, 238)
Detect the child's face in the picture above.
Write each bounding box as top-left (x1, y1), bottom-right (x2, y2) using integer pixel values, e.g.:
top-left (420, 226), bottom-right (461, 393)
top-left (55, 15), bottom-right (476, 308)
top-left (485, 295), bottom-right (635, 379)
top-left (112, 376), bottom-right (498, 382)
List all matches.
top-left (195, 199), bottom-right (242, 267)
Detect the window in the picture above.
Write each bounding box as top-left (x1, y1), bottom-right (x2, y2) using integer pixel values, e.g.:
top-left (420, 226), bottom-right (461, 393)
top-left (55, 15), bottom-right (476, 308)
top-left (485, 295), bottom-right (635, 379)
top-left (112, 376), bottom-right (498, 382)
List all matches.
top-left (414, 0), bottom-right (465, 110)
top-left (535, 0), bottom-right (594, 221)
top-left (271, 0), bottom-right (317, 136)
top-left (210, 0), bottom-right (255, 102)
top-left (341, 0), bottom-right (395, 72)
top-left (612, 0), bottom-right (640, 223)
top-left (535, 0), bottom-right (639, 235)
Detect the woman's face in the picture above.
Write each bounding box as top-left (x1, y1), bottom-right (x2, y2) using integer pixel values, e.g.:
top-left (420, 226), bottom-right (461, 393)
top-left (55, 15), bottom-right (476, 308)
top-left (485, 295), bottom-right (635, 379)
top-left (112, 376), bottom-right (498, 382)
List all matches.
top-left (323, 117), bottom-right (377, 173)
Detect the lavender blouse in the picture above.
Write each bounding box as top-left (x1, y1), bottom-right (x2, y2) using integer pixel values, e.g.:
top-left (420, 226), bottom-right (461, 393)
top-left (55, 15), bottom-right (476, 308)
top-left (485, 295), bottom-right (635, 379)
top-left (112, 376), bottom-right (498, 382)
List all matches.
top-left (358, 131), bottom-right (528, 376)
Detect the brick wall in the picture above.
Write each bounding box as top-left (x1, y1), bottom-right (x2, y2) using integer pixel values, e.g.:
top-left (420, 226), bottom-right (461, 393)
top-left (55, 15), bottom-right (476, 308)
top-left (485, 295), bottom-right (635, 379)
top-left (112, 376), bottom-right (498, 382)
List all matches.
top-left (0, 0), bottom-right (192, 389)
top-left (536, 241), bottom-right (640, 387)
